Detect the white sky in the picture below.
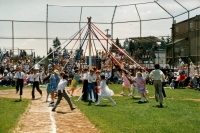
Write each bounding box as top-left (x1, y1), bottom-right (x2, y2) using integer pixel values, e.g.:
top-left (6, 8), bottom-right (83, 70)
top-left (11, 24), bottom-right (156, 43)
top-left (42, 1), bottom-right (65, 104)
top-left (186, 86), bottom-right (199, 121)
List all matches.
top-left (0, 0), bottom-right (199, 56)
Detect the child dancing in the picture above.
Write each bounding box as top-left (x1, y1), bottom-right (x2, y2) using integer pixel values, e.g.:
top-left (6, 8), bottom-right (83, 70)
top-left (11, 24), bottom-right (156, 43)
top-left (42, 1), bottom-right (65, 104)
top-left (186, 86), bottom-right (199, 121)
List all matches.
top-left (52, 74), bottom-right (76, 112)
top-left (134, 72), bottom-right (148, 103)
top-left (67, 69), bottom-right (81, 96)
top-left (120, 70), bottom-right (132, 96)
top-left (95, 74), bottom-right (116, 106)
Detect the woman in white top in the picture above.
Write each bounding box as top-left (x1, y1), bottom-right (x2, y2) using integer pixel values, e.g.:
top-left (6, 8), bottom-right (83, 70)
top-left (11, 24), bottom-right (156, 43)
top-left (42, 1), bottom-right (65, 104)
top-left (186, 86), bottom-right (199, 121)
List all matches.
top-left (88, 69), bottom-right (96, 102)
top-left (95, 74), bottom-right (116, 106)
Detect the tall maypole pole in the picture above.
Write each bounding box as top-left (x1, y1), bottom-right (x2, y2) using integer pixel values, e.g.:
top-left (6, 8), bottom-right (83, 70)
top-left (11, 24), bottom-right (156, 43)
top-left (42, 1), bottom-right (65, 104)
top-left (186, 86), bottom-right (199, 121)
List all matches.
top-left (87, 16), bottom-right (92, 69)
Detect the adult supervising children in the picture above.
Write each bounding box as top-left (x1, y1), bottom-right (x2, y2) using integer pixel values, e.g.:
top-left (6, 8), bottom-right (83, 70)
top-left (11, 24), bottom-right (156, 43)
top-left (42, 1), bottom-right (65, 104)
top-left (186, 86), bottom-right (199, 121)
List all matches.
top-left (149, 64), bottom-right (165, 107)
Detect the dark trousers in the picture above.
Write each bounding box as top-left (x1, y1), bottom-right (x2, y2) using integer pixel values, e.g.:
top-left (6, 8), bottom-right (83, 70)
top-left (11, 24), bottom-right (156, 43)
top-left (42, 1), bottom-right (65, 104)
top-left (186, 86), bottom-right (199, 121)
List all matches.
top-left (162, 82), bottom-right (167, 98)
top-left (32, 81), bottom-right (42, 98)
top-left (16, 79), bottom-right (23, 95)
top-left (82, 80), bottom-right (88, 101)
top-left (53, 90), bottom-right (73, 110)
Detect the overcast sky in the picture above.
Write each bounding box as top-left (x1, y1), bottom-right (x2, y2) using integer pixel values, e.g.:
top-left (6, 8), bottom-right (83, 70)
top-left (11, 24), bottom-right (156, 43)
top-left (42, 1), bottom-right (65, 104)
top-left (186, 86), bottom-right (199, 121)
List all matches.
top-left (0, 0), bottom-right (199, 56)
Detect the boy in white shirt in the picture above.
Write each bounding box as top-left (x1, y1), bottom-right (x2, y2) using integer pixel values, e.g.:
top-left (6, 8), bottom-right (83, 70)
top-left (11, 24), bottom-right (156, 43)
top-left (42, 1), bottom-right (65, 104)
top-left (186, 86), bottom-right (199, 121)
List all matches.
top-left (52, 74), bottom-right (76, 112)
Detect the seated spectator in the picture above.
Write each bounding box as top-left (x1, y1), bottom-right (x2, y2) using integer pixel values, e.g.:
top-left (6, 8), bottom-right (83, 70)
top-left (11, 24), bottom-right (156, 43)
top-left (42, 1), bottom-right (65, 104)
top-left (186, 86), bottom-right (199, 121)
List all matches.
top-left (11, 71), bottom-right (16, 86)
top-left (1, 70), bottom-right (10, 86)
top-left (176, 71), bottom-right (187, 88)
top-left (105, 69), bottom-right (111, 81)
top-left (169, 79), bottom-right (175, 89)
top-left (113, 69), bottom-right (119, 83)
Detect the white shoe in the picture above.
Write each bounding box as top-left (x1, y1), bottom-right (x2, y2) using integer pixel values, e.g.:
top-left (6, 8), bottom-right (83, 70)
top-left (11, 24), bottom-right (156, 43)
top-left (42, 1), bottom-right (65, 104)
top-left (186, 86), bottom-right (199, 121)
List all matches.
top-left (139, 100), bottom-right (144, 103)
top-left (128, 93), bottom-right (133, 96)
top-left (95, 103), bottom-right (100, 106)
top-left (120, 91), bottom-right (124, 95)
top-left (113, 102), bottom-right (116, 106)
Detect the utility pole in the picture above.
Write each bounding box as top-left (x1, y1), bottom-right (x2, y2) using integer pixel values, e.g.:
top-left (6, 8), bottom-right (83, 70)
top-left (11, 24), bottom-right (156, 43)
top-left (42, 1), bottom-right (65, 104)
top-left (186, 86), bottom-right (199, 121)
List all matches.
top-left (105, 29), bottom-right (110, 51)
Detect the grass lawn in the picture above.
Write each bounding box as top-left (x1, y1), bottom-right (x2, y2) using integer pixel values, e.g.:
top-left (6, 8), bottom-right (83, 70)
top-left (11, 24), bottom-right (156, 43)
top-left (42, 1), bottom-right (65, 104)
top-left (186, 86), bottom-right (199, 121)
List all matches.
top-left (73, 84), bottom-right (200, 133)
top-left (0, 98), bottom-right (30, 133)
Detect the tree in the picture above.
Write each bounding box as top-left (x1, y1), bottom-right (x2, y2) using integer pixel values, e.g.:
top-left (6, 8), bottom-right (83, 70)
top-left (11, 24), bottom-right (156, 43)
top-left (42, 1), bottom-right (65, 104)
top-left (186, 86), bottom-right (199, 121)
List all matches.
top-left (110, 38), bottom-right (122, 53)
top-left (35, 55), bottom-right (41, 63)
top-left (123, 38), bottom-right (129, 51)
top-left (159, 36), bottom-right (171, 49)
top-left (53, 37), bottom-right (61, 50)
top-left (47, 47), bottom-right (53, 59)
top-left (159, 37), bottom-right (166, 49)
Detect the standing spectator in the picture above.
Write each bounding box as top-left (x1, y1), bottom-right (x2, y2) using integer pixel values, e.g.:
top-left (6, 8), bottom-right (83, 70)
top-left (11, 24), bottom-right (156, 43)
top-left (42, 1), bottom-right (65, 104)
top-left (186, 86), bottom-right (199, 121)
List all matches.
top-left (23, 50), bottom-right (27, 59)
top-left (149, 64), bottom-right (165, 107)
top-left (189, 62), bottom-right (195, 78)
top-left (19, 50), bottom-right (23, 59)
top-left (15, 66), bottom-right (24, 101)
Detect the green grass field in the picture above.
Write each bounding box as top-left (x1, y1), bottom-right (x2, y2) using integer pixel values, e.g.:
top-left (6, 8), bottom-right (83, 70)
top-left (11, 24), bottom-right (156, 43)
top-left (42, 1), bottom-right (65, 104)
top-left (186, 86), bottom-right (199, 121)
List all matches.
top-left (0, 85), bottom-right (200, 133)
top-left (0, 98), bottom-right (30, 133)
top-left (73, 84), bottom-right (200, 133)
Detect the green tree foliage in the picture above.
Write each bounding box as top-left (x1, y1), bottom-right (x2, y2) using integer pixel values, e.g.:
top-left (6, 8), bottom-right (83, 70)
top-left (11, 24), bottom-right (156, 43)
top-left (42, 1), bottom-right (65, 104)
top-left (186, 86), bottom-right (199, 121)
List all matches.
top-left (110, 38), bottom-right (122, 53)
top-left (53, 37), bottom-right (61, 50)
top-left (35, 55), bottom-right (41, 63)
top-left (159, 36), bottom-right (171, 49)
top-left (47, 47), bottom-right (53, 59)
top-left (123, 38), bottom-right (129, 51)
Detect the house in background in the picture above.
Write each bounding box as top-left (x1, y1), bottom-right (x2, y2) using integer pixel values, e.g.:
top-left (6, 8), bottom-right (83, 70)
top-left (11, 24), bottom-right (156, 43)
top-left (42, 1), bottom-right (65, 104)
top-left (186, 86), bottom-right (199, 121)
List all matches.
top-left (166, 15), bottom-right (200, 68)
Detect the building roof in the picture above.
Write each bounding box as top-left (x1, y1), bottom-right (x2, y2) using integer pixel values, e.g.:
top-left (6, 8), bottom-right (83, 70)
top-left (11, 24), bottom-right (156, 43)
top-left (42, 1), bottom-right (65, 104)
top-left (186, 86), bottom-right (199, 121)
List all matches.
top-left (167, 38), bottom-right (187, 45)
top-left (129, 36), bottom-right (164, 43)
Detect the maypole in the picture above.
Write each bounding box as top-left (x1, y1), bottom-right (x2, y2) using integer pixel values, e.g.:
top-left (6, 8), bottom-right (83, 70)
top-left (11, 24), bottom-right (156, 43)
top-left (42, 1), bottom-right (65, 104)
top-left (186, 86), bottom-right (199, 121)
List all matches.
top-left (87, 17), bottom-right (92, 69)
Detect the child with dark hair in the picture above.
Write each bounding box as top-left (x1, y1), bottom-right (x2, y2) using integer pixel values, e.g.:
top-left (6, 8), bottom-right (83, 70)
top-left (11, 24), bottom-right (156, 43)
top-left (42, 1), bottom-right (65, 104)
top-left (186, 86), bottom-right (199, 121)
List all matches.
top-left (95, 74), bottom-right (116, 106)
top-left (52, 74), bottom-right (76, 112)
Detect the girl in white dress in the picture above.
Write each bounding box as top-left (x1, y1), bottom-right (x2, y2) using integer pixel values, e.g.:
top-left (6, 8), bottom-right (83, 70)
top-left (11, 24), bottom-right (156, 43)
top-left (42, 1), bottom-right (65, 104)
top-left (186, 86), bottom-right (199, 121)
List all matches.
top-left (95, 74), bottom-right (116, 106)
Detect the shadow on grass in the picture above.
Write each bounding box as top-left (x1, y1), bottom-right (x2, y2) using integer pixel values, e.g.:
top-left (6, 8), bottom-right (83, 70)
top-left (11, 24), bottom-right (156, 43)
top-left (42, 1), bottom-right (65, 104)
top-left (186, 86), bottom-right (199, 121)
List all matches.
top-left (132, 97), bottom-right (141, 100)
top-left (152, 105), bottom-right (168, 108)
top-left (94, 105), bottom-right (111, 107)
top-left (14, 99), bottom-right (22, 102)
